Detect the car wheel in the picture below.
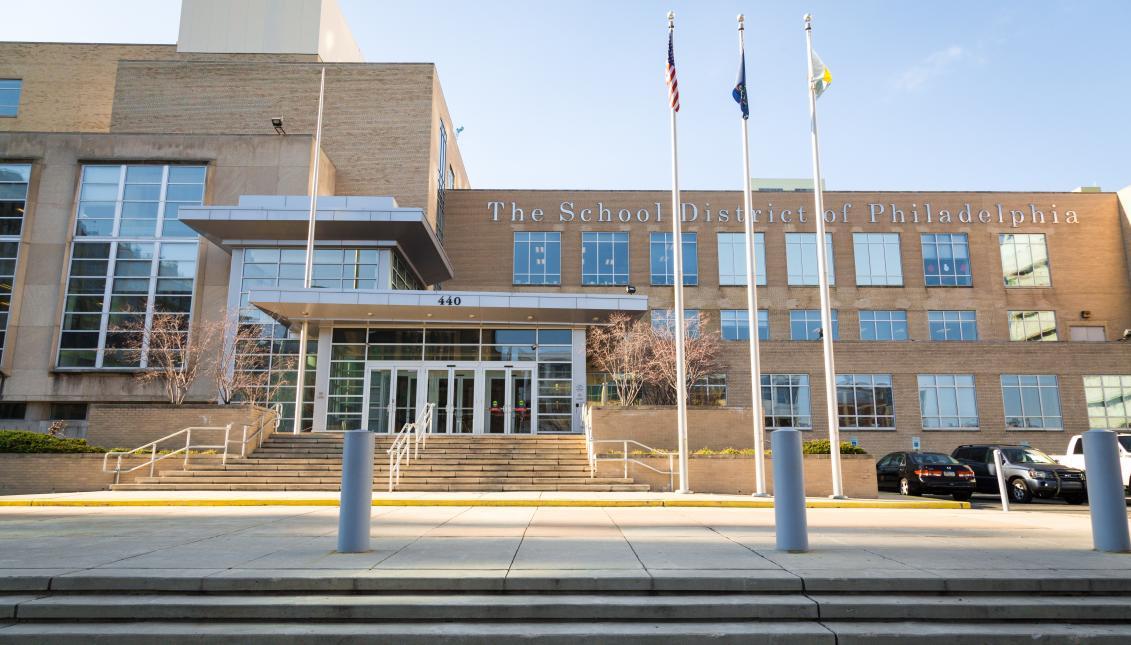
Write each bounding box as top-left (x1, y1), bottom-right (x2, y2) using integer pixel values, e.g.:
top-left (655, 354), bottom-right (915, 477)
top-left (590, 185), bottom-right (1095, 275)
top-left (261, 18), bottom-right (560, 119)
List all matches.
top-left (952, 491), bottom-right (972, 502)
top-left (1063, 494), bottom-right (1087, 505)
top-left (1009, 477), bottom-right (1033, 503)
top-left (899, 477), bottom-right (921, 496)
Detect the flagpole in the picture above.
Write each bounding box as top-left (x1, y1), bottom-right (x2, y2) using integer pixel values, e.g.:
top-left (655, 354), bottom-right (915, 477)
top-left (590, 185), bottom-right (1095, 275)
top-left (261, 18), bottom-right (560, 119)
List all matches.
top-left (735, 16), bottom-right (768, 497)
top-left (804, 15), bottom-right (845, 498)
top-left (293, 65), bottom-right (326, 434)
top-left (667, 11), bottom-right (691, 494)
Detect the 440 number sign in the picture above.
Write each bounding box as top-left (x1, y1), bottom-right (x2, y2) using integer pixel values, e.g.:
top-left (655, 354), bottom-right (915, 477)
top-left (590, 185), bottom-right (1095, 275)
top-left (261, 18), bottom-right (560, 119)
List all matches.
top-left (437, 296), bottom-right (463, 306)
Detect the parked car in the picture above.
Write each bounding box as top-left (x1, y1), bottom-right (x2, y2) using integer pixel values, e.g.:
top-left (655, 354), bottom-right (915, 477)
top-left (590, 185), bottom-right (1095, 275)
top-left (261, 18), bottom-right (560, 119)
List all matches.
top-left (876, 451), bottom-right (976, 501)
top-left (1053, 434), bottom-right (1131, 492)
top-left (952, 444), bottom-right (1087, 504)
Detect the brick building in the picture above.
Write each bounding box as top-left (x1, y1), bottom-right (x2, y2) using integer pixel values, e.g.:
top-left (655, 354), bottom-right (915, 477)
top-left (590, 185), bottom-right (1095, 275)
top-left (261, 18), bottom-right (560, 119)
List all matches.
top-left (1, 0), bottom-right (1129, 457)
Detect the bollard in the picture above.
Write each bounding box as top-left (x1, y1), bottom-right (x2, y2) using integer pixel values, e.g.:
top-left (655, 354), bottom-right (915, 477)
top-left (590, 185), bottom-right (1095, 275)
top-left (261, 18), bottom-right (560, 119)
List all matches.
top-left (993, 449), bottom-right (1010, 513)
top-left (1082, 430), bottom-right (1131, 553)
top-left (772, 429), bottom-right (808, 553)
top-left (337, 430), bottom-right (375, 553)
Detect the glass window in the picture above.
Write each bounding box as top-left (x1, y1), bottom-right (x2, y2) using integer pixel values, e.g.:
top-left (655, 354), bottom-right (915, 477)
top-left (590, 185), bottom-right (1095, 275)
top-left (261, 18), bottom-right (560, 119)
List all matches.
top-left (921, 233), bottom-right (972, 286)
top-left (1001, 375), bottom-right (1062, 430)
top-left (837, 374), bottom-right (895, 430)
top-left (581, 232), bottom-right (629, 285)
top-left (853, 232), bottom-right (903, 286)
top-left (0, 164), bottom-right (29, 363)
top-left (689, 374), bottom-right (726, 406)
top-left (785, 232), bottom-right (834, 286)
top-left (859, 310), bottom-right (908, 341)
top-left (720, 309), bottom-right (768, 341)
top-left (762, 373), bottom-right (812, 430)
top-left (717, 232), bottom-right (766, 286)
top-left (650, 232), bottom-right (697, 286)
top-left (0, 80), bottom-right (20, 117)
top-left (391, 250), bottom-right (423, 290)
top-left (59, 164), bottom-right (205, 369)
top-left (1083, 375), bottom-right (1131, 430)
top-left (790, 309), bottom-right (838, 341)
top-left (651, 308), bottom-right (700, 339)
top-left (1008, 310), bottom-right (1057, 341)
top-left (512, 232), bottom-right (560, 285)
top-left (927, 310), bottom-right (978, 341)
top-left (918, 374), bottom-right (979, 429)
top-left (1000, 233), bottom-right (1051, 287)
top-left (436, 121), bottom-right (447, 240)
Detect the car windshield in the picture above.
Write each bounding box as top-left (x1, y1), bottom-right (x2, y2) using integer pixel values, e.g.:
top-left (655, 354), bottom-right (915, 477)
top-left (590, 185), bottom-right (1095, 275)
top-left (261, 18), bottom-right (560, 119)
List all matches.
top-left (1119, 436), bottom-right (1131, 452)
top-left (914, 453), bottom-right (959, 465)
top-left (1002, 448), bottom-right (1056, 464)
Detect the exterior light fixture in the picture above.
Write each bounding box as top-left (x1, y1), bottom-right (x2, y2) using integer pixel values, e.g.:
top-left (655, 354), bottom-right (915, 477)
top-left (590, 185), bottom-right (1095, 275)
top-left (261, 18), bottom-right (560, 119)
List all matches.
top-left (1080, 310), bottom-right (1092, 320)
top-left (271, 118), bottom-right (286, 135)
top-left (526, 315), bottom-right (534, 321)
top-left (468, 314), bottom-right (477, 319)
top-left (625, 285), bottom-right (637, 295)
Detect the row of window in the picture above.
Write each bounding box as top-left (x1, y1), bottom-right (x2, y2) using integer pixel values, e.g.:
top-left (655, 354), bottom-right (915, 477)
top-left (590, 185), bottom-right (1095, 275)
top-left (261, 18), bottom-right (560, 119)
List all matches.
top-left (662, 308), bottom-right (1095, 343)
top-left (690, 373), bottom-right (1130, 432)
top-left (513, 231), bottom-right (1051, 289)
top-left (0, 164), bottom-right (30, 363)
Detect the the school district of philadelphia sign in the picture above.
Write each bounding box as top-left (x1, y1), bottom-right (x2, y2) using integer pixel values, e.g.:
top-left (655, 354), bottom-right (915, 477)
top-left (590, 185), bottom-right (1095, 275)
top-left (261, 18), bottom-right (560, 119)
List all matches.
top-left (487, 199), bottom-right (1080, 228)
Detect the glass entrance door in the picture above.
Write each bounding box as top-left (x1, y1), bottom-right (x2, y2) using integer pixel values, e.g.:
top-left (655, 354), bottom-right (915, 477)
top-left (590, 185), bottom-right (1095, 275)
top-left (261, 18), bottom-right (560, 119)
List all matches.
top-left (426, 367), bottom-right (476, 434)
top-left (365, 367), bottom-right (417, 433)
top-left (483, 366), bottom-right (536, 434)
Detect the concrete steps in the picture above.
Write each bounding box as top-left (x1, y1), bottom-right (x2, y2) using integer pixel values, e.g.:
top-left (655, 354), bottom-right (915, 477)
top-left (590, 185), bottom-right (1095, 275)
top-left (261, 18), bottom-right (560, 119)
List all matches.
top-left (112, 433), bottom-right (647, 493)
top-left (4, 581), bottom-right (1131, 643)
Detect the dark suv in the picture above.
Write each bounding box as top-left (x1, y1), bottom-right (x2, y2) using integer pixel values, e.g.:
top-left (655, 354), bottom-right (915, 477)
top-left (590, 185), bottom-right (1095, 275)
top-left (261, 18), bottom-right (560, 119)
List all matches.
top-left (952, 444), bottom-right (1087, 504)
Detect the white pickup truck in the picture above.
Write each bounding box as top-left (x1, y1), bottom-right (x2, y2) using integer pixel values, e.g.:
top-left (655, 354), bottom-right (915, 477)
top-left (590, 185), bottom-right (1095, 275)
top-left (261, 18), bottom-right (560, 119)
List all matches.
top-left (1054, 434), bottom-right (1131, 490)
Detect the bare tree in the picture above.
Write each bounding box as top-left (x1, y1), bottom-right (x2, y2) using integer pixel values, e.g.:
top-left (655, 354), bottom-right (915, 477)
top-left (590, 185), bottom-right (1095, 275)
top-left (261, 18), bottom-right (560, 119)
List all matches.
top-left (645, 312), bottom-right (722, 405)
top-left (586, 312), bottom-right (652, 406)
top-left (111, 311), bottom-right (221, 405)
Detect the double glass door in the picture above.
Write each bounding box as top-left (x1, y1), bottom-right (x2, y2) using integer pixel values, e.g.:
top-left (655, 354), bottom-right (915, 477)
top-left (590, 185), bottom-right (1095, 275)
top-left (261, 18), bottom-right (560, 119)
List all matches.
top-left (362, 362), bottom-right (535, 434)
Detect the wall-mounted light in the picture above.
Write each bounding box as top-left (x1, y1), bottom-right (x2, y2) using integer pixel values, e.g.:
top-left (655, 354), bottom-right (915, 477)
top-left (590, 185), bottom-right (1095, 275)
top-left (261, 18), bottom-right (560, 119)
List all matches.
top-left (271, 118), bottom-right (286, 135)
top-left (625, 285), bottom-right (637, 295)
top-left (1080, 310), bottom-right (1092, 320)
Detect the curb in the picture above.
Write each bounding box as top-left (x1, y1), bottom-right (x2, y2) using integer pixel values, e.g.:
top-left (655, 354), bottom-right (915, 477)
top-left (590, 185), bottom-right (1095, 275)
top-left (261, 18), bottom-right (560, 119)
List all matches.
top-left (0, 498), bottom-right (971, 509)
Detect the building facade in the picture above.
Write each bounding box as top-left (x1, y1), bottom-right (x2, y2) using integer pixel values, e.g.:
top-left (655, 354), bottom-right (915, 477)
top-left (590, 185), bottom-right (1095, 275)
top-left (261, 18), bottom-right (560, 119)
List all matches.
top-left (1, 0), bottom-right (1130, 457)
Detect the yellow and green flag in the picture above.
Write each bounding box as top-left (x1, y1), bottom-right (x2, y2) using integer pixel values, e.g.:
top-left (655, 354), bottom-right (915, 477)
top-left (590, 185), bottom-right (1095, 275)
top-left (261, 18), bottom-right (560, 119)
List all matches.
top-left (811, 50), bottom-right (832, 98)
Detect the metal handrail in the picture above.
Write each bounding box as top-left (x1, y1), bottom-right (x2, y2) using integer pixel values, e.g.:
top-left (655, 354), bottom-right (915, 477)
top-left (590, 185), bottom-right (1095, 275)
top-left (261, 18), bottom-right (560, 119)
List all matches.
top-left (386, 402), bottom-right (435, 492)
top-left (589, 438), bottom-right (678, 492)
top-left (226, 403), bottom-right (283, 458)
top-left (102, 424), bottom-right (233, 484)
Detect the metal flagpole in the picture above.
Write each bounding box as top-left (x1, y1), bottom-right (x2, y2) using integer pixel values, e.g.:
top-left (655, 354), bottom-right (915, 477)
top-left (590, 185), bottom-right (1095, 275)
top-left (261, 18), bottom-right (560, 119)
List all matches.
top-left (293, 66), bottom-right (326, 434)
top-left (803, 15), bottom-right (844, 498)
top-left (667, 11), bottom-right (690, 493)
top-left (737, 15), bottom-right (768, 498)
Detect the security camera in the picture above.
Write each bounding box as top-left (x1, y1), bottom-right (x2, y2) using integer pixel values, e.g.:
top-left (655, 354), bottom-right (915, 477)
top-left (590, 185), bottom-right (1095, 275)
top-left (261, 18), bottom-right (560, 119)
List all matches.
top-left (271, 118), bottom-right (285, 135)
top-left (625, 285), bottom-right (637, 295)
top-left (1122, 329), bottom-right (1131, 341)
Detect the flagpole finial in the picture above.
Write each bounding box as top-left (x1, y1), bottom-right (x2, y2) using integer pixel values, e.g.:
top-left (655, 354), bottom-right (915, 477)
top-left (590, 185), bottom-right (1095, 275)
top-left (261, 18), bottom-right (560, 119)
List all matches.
top-left (738, 14), bottom-right (744, 28)
top-left (804, 13), bottom-right (812, 29)
top-left (667, 11), bottom-right (674, 27)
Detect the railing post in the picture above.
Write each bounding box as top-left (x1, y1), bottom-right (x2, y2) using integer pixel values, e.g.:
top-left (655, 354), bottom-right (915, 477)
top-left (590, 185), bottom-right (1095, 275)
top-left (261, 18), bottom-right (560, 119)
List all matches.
top-left (241, 424), bottom-right (248, 458)
top-left (669, 453), bottom-right (675, 492)
top-left (337, 429), bottom-right (375, 553)
top-left (150, 445), bottom-right (157, 477)
top-left (623, 440), bottom-right (628, 479)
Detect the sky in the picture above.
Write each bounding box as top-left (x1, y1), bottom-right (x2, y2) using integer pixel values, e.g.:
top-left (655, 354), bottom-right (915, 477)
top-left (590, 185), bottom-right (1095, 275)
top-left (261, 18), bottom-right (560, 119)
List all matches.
top-left (3, 0), bottom-right (1128, 192)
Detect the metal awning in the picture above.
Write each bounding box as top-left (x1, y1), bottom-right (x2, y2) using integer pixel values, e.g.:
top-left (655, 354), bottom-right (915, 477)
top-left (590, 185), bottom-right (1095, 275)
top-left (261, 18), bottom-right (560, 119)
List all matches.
top-left (248, 288), bottom-right (649, 325)
top-left (178, 195), bottom-right (454, 284)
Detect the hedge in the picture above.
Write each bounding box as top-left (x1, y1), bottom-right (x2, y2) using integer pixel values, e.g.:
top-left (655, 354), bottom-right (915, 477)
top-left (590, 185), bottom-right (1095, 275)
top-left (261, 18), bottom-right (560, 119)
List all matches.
top-left (0, 430), bottom-right (107, 454)
top-left (802, 439), bottom-right (867, 455)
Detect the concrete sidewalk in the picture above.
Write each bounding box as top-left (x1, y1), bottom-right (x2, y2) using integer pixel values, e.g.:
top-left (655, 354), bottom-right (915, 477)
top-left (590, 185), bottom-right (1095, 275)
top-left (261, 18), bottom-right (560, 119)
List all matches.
top-left (0, 503), bottom-right (1127, 590)
top-left (0, 490), bottom-right (968, 509)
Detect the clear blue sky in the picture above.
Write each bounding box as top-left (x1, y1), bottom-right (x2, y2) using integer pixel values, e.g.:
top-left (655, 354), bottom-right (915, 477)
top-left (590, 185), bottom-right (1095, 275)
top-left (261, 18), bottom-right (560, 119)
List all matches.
top-left (4, 0), bottom-right (1128, 192)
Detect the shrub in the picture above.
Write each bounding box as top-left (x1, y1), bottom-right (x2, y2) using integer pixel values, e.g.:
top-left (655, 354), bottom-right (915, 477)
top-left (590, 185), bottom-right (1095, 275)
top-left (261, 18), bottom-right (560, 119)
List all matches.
top-left (802, 438), bottom-right (867, 455)
top-left (0, 430), bottom-right (106, 454)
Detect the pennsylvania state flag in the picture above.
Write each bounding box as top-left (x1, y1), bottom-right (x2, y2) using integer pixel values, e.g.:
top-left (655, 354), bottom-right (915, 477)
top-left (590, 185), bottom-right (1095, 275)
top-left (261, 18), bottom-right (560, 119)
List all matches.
top-left (732, 46), bottom-right (749, 119)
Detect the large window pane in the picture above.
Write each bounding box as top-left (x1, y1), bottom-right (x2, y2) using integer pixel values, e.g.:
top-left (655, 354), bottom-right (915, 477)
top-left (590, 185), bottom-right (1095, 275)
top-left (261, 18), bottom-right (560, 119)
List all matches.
top-left (853, 232), bottom-right (902, 286)
top-left (837, 374), bottom-right (895, 429)
top-left (650, 232), bottom-right (697, 286)
top-left (918, 374), bottom-right (979, 429)
top-left (1000, 233), bottom-right (1051, 287)
top-left (921, 233), bottom-right (972, 286)
top-left (785, 232), bottom-right (834, 285)
top-left (859, 310), bottom-right (908, 341)
top-left (717, 232), bottom-right (766, 286)
top-left (720, 309), bottom-right (768, 341)
top-left (790, 310), bottom-right (838, 341)
top-left (512, 232), bottom-right (560, 285)
top-left (927, 310), bottom-right (978, 341)
top-left (762, 373), bottom-right (812, 430)
top-left (1008, 310), bottom-right (1057, 341)
top-left (1083, 375), bottom-right (1131, 430)
top-left (581, 231), bottom-right (629, 285)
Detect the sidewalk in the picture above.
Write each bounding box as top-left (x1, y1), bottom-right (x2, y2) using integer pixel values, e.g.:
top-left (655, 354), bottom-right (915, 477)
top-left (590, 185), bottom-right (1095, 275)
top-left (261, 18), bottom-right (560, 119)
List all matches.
top-left (0, 490), bottom-right (968, 509)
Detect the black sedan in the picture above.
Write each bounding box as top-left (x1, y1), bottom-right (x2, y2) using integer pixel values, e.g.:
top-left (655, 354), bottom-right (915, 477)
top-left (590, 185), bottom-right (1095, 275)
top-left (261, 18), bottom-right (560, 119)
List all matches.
top-left (876, 451), bottom-right (977, 501)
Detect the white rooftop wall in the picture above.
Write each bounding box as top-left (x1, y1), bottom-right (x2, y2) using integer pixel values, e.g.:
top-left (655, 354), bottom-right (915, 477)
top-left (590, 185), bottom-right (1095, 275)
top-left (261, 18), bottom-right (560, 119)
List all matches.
top-left (177, 0), bottom-right (362, 62)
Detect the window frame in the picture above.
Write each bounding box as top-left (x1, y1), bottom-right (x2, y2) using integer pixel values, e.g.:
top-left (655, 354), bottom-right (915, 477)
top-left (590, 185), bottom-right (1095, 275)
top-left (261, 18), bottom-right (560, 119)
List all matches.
top-left (511, 231), bottom-right (561, 286)
top-left (921, 233), bottom-right (972, 287)
top-left (651, 308), bottom-right (701, 339)
top-left (999, 233), bottom-right (1051, 287)
top-left (1001, 374), bottom-right (1063, 431)
top-left (761, 373), bottom-right (812, 430)
top-left (581, 231), bottom-right (629, 286)
top-left (1007, 310), bottom-right (1058, 342)
top-left (917, 374), bottom-right (979, 430)
top-left (716, 231), bottom-right (766, 286)
top-left (785, 232), bottom-right (835, 286)
top-left (0, 79), bottom-right (21, 117)
top-left (720, 309), bottom-right (769, 341)
top-left (650, 231), bottom-right (698, 286)
top-left (859, 310), bottom-right (909, 341)
top-left (1083, 375), bottom-right (1131, 430)
top-left (852, 232), bottom-right (903, 286)
top-left (927, 310), bottom-right (978, 341)
top-left (790, 309), bottom-right (839, 341)
top-left (836, 373), bottom-right (896, 430)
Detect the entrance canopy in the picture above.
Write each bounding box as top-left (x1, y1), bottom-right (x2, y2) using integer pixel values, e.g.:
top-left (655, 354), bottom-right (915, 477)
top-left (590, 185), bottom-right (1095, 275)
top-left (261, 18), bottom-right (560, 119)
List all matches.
top-left (248, 288), bottom-right (648, 325)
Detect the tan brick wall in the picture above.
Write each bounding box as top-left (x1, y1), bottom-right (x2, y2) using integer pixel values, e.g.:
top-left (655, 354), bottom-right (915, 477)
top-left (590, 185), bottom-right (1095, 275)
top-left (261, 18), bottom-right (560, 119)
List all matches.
top-left (0, 453), bottom-right (206, 494)
top-left (596, 454), bottom-right (878, 498)
top-left (85, 403), bottom-right (269, 451)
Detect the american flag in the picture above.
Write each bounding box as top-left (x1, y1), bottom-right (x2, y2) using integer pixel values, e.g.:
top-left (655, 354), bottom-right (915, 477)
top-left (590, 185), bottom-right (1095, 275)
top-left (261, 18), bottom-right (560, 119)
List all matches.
top-left (666, 30), bottom-right (680, 112)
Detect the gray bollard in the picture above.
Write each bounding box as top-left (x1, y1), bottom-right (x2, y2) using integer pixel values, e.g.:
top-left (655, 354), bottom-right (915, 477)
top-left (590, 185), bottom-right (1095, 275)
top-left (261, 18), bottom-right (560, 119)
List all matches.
top-left (772, 429), bottom-right (809, 553)
top-left (337, 430), bottom-right (375, 553)
top-left (1082, 430), bottom-right (1131, 553)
